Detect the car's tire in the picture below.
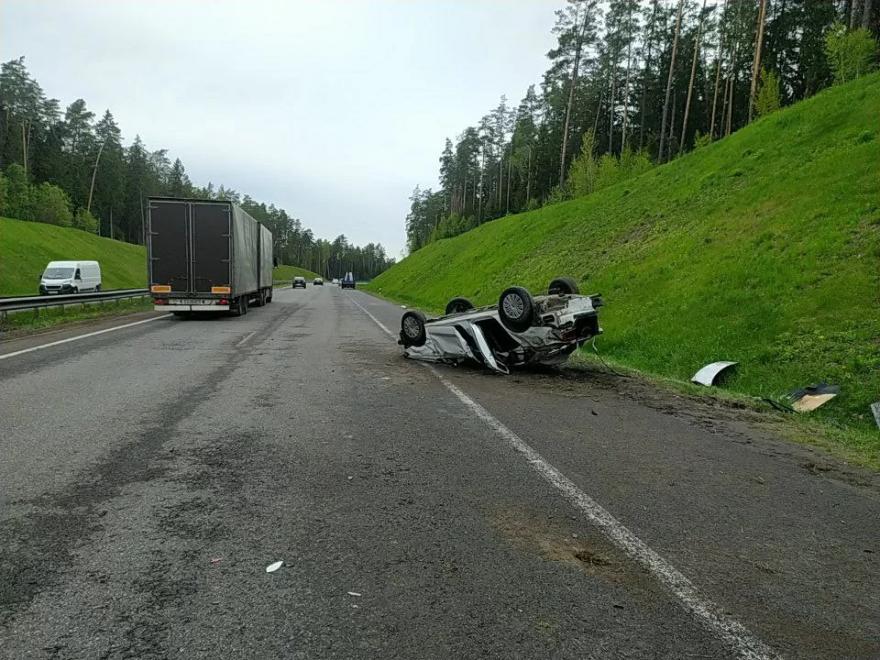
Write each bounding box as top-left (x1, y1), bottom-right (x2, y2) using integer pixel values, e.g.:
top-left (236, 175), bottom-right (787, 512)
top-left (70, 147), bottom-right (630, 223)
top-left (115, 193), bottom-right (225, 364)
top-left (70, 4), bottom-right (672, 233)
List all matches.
top-left (498, 286), bottom-right (535, 333)
top-left (400, 311), bottom-right (427, 347)
top-left (548, 277), bottom-right (579, 295)
top-left (96, 284), bottom-right (102, 292)
top-left (445, 297), bottom-right (474, 315)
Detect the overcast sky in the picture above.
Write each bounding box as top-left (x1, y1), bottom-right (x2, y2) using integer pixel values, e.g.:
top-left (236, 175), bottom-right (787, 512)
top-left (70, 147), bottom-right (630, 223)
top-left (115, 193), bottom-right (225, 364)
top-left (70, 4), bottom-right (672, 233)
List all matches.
top-left (1, 0), bottom-right (560, 256)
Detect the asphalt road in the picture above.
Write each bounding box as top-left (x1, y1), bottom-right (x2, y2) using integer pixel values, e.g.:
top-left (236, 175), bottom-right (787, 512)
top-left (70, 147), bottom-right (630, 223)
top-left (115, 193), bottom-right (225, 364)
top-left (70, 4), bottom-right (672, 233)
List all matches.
top-left (0, 285), bottom-right (877, 659)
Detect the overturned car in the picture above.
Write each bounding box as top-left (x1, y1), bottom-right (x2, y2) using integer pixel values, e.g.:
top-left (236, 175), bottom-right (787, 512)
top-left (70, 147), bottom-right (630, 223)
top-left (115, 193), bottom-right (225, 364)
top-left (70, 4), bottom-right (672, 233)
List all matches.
top-left (398, 277), bottom-right (602, 374)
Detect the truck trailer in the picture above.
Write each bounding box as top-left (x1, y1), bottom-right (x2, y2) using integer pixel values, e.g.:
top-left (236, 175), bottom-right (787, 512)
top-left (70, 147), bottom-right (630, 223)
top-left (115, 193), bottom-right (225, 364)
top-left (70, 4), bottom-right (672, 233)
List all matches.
top-left (147, 197), bottom-right (274, 316)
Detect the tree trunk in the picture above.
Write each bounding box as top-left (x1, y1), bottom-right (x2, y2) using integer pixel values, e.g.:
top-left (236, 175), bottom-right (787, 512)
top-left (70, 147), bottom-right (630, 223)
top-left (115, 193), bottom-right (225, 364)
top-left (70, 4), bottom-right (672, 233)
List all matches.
top-left (621, 1), bottom-right (635, 153)
top-left (748, 0), bottom-right (768, 123)
top-left (526, 145), bottom-right (532, 203)
top-left (850, 0), bottom-right (861, 29)
top-left (498, 157), bottom-right (503, 209)
top-left (864, 0), bottom-right (874, 28)
top-left (681, 0), bottom-right (708, 155)
top-left (608, 43), bottom-right (617, 154)
top-left (21, 122), bottom-right (28, 176)
top-left (639, 0), bottom-right (660, 151)
top-left (710, 0), bottom-right (728, 139)
top-left (560, 9), bottom-right (590, 185)
top-left (87, 139), bottom-right (107, 214)
top-left (506, 153), bottom-right (512, 214)
top-left (659, 0), bottom-right (685, 163)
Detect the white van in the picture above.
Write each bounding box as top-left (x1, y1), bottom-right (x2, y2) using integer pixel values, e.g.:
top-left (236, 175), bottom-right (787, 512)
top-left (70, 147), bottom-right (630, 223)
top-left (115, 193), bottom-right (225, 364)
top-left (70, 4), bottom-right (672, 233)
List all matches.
top-left (39, 261), bottom-right (102, 295)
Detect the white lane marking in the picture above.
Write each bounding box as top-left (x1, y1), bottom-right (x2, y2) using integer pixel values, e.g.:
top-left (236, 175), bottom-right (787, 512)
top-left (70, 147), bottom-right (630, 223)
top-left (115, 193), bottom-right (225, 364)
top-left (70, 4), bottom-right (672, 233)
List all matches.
top-left (236, 331), bottom-right (257, 347)
top-left (0, 314), bottom-right (173, 362)
top-left (347, 293), bottom-right (775, 660)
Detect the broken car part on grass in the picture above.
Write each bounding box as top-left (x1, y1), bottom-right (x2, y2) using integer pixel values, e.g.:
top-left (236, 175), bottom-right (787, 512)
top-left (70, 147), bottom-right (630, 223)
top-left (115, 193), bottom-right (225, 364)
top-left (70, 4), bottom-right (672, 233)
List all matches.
top-left (691, 361), bottom-right (738, 387)
top-left (398, 278), bottom-right (602, 374)
top-left (785, 383), bottom-right (840, 413)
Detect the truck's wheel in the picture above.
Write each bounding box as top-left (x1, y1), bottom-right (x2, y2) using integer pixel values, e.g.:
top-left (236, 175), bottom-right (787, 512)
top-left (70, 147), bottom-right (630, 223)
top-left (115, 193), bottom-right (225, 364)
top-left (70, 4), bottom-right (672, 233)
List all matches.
top-left (252, 290), bottom-right (265, 307)
top-left (548, 277), bottom-right (579, 295)
top-left (445, 297), bottom-right (474, 315)
top-left (230, 296), bottom-right (247, 317)
top-left (498, 286), bottom-right (535, 333)
top-left (266, 289), bottom-right (273, 304)
top-left (400, 311), bottom-right (427, 347)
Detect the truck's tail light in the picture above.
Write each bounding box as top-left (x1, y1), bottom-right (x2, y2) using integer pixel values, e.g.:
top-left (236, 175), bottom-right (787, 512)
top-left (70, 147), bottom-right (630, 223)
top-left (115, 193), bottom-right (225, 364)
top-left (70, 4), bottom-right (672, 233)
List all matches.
top-left (151, 285), bottom-right (171, 293)
top-left (155, 298), bottom-right (169, 305)
top-left (219, 298), bottom-right (229, 305)
top-left (211, 286), bottom-right (231, 294)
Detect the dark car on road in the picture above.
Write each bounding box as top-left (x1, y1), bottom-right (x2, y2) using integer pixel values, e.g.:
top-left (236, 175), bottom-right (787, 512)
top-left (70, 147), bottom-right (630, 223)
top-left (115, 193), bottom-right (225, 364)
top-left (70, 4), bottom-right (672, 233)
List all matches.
top-left (293, 276), bottom-right (307, 289)
top-left (341, 272), bottom-right (356, 289)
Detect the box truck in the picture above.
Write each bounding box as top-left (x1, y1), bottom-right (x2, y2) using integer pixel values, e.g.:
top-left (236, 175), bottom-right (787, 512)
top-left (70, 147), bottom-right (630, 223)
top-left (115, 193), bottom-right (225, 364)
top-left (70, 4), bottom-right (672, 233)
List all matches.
top-left (147, 197), bottom-right (274, 316)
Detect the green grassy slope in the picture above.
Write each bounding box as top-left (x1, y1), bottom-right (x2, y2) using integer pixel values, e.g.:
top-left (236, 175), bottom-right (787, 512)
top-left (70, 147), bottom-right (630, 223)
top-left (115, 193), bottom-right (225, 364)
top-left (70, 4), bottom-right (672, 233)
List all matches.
top-left (0, 217), bottom-right (147, 296)
top-left (273, 264), bottom-right (320, 281)
top-left (0, 217), bottom-right (319, 295)
top-left (368, 73), bottom-right (880, 433)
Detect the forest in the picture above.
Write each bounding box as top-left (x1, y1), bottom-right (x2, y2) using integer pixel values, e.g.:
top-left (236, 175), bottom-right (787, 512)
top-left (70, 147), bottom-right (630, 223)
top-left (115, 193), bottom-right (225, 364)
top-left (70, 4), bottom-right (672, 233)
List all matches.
top-left (0, 58), bottom-right (394, 280)
top-left (405, 0), bottom-right (878, 252)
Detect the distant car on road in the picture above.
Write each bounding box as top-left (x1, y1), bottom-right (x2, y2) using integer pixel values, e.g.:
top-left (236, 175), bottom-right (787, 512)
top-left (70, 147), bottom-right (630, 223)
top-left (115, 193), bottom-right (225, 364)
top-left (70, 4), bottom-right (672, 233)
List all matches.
top-left (399, 277), bottom-right (602, 374)
top-left (313, 277), bottom-right (324, 286)
top-left (332, 278), bottom-right (339, 285)
top-left (293, 276), bottom-right (307, 289)
top-left (341, 272), bottom-right (356, 289)
top-left (40, 260), bottom-right (101, 295)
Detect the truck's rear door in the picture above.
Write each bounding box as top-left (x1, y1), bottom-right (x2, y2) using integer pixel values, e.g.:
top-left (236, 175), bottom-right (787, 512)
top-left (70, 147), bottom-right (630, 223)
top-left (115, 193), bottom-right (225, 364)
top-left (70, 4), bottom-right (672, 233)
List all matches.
top-left (148, 200), bottom-right (189, 292)
top-left (191, 202), bottom-right (231, 294)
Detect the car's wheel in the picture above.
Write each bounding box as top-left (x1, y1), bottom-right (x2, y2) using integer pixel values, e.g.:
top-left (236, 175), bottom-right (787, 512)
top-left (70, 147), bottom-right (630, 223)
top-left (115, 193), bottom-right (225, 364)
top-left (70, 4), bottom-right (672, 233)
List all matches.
top-left (96, 284), bottom-right (102, 292)
top-left (445, 297), bottom-right (474, 315)
top-left (498, 286), bottom-right (535, 333)
top-left (548, 277), bottom-right (579, 295)
top-left (400, 311), bottom-right (427, 347)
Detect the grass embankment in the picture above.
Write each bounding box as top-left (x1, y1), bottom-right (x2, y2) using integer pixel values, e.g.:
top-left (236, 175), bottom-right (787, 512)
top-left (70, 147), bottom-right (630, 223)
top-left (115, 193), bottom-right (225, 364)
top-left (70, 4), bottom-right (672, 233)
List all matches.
top-left (0, 217), bottom-right (147, 296)
top-left (273, 264), bottom-right (320, 282)
top-left (368, 73), bottom-right (880, 461)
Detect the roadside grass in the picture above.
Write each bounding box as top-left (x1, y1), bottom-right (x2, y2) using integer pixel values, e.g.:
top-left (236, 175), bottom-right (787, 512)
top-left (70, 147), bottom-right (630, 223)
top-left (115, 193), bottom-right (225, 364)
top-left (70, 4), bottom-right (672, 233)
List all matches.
top-left (0, 217), bottom-right (147, 296)
top-left (367, 73), bottom-right (880, 456)
top-left (273, 264), bottom-right (320, 282)
top-left (0, 296), bottom-right (153, 336)
top-left (571, 351), bottom-right (880, 471)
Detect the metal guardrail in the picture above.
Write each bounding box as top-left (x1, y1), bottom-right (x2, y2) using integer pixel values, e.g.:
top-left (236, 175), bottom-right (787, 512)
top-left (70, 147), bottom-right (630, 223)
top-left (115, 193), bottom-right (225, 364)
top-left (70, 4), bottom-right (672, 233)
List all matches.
top-left (0, 289), bottom-right (150, 316)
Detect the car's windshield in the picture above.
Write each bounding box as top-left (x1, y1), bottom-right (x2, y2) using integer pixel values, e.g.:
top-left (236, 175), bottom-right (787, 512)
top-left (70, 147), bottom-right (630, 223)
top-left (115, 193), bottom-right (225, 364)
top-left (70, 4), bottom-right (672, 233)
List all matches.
top-left (43, 268), bottom-right (74, 279)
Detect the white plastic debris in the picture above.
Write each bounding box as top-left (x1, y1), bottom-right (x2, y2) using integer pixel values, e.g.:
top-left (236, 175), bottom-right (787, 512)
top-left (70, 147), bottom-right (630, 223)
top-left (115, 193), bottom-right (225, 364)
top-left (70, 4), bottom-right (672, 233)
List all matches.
top-left (691, 361), bottom-right (738, 386)
top-left (266, 561), bottom-right (284, 573)
top-left (347, 591), bottom-right (362, 597)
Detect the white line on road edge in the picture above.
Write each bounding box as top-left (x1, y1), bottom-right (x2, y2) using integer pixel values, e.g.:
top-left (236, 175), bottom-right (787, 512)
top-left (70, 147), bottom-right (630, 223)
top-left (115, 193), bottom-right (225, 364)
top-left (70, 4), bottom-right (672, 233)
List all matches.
top-left (0, 314), bottom-right (173, 362)
top-left (347, 293), bottom-right (776, 660)
top-left (236, 331), bottom-right (257, 347)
